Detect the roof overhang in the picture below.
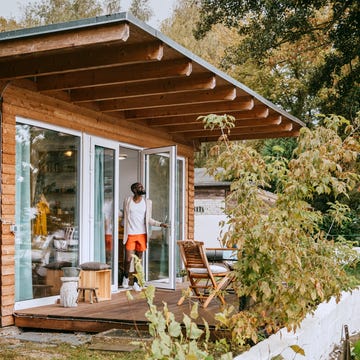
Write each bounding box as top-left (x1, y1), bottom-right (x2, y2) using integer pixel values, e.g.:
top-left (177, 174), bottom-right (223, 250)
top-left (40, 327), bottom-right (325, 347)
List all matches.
top-left (0, 12), bottom-right (305, 146)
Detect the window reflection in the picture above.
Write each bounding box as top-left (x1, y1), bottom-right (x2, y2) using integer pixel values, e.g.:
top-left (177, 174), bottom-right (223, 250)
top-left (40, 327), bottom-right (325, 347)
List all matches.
top-left (15, 124), bottom-right (80, 301)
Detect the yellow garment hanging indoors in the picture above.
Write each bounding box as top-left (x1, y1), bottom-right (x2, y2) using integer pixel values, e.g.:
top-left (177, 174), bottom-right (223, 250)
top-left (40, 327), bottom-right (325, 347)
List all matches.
top-left (34, 194), bottom-right (50, 235)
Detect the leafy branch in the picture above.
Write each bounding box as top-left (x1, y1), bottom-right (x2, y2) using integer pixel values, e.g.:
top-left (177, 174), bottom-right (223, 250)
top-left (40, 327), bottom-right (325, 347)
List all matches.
top-left (128, 256), bottom-right (233, 360)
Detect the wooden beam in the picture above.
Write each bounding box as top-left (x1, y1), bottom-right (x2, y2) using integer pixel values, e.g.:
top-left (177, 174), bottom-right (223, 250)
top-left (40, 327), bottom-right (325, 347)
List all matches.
top-left (99, 86), bottom-right (237, 111)
top-left (185, 122), bottom-right (293, 138)
top-left (0, 41), bottom-right (164, 80)
top-left (198, 129), bottom-right (300, 142)
top-left (0, 23), bottom-right (130, 58)
top-left (163, 116), bottom-right (282, 133)
top-left (37, 59), bottom-right (192, 91)
top-left (232, 106), bottom-right (269, 120)
top-left (147, 115), bottom-right (200, 126)
top-left (123, 97), bottom-right (254, 119)
top-left (70, 74), bottom-right (216, 102)
top-left (146, 105), bottom-right (270, 127)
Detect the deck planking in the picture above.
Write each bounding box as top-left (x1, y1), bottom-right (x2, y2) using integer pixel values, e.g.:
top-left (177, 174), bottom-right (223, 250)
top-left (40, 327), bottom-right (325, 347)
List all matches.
top-left (14, 286), bottom-right (238, 334)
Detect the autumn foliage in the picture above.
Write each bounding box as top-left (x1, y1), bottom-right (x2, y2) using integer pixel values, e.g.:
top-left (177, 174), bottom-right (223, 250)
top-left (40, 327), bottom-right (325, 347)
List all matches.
top-left (202, 114), bottom-right (360, 345)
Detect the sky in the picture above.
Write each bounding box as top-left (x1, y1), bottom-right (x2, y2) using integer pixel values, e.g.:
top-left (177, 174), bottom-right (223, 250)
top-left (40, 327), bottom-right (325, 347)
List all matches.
top-left (0, 0), bottom-right (177, 29)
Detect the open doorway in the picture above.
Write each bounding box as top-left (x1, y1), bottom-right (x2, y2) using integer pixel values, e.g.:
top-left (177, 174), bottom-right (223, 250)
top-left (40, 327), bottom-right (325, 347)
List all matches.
top-left (117, 145), bottom-right (182, 290)
top-left (118, 147), bottom-right (140, 287)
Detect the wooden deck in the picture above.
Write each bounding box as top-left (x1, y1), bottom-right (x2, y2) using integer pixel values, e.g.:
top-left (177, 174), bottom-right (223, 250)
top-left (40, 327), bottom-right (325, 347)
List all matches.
top-left (14, 285), bottom-right (238, 335)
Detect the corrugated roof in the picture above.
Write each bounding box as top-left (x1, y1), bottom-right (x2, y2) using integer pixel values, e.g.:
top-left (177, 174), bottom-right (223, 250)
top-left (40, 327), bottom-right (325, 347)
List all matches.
top-left (195, 168), bottom-right (230, 187)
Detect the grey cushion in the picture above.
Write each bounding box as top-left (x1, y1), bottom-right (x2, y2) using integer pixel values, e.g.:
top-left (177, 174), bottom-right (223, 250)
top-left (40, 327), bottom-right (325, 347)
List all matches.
top-left (79, 262), bottom-right (111, 270)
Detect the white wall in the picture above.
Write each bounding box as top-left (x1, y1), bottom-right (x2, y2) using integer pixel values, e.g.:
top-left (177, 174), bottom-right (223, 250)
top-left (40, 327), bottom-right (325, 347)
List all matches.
top-left (194, 215), bottom-right (228, 247)
top-left (234, 288), bottom-right (360, 360)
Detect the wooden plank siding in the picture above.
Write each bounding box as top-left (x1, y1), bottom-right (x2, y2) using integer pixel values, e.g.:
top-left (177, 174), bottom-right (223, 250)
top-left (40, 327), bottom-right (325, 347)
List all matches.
top-left (0, 91), bottom-right (16, 326)
top-left (0, 82), bottom-right (194, 326)
top-left (3, 82), bottom-right (194, 155)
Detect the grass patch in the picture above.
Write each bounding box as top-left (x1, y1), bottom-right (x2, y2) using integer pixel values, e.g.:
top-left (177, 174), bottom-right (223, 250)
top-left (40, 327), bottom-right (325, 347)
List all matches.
top-left (0, 341), bottom-right (145, 359)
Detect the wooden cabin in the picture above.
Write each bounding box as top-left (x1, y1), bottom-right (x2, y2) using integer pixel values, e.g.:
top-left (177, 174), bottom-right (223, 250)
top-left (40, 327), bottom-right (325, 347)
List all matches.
top-left (0, 12), bottom-right (304, 327)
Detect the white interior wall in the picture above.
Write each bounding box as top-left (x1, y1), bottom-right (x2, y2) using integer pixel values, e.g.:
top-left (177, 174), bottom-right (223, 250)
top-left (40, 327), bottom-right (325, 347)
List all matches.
top-left (118, 148), bottom-right (139, 210)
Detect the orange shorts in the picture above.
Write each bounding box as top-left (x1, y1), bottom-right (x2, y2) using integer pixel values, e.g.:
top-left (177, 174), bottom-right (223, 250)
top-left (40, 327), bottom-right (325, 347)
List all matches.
top-left (126, 234), bottom-right (147, 252)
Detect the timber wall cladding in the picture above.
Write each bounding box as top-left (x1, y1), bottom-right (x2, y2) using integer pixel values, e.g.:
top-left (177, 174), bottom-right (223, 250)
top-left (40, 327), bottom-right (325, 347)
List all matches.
top-left (1, 99), bottom-right (16, 327)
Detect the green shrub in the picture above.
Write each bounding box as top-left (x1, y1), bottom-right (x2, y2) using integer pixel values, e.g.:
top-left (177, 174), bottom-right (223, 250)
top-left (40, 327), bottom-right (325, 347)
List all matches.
top-left (201, 113), bottom-right (360, 345)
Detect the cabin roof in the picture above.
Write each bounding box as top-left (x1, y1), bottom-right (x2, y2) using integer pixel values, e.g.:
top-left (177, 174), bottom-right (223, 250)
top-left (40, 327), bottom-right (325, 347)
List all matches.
top-left (0, 12), bottom-right (305, 146)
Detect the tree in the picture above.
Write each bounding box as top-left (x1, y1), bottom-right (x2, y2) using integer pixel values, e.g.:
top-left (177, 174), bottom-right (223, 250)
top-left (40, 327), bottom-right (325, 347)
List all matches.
top-left (129, 0), bottom-right (153, 22)
top-left (201, 113), bottom-right (360, 345)
top-left (0, 17), bottom-right (20, 32)
top-left (194, 0), bottom-right (360, 122)
top-left (103, 0), bottom-right (121, 15)
top-left (19, 0), bottom-right (104, 27)
top-left (160, 0), bottom-right (240, 67)
top-left (1, 0), bottom-right (154, 31)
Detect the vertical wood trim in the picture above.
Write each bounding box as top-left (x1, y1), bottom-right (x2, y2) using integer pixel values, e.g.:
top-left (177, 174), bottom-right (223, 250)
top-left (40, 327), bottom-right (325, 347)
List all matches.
top-left (0, 99), bottom-right (16, 327)
top-left (187, 156), bottom-right (195, 240)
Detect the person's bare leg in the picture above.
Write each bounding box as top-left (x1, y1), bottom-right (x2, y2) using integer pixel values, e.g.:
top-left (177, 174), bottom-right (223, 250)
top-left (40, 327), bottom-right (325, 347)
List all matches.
top-left (124, 249), bottom-right (135, 276)
top-left (122, 249), bottom-right (134, 288)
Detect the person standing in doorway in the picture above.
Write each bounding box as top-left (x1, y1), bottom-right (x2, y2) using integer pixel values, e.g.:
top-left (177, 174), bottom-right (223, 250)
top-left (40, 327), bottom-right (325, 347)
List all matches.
top-left (122, 182), bottom-right (168, 291)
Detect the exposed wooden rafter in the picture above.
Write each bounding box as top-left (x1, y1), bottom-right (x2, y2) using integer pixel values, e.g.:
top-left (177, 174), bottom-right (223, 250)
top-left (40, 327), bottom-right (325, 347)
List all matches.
top-left (37, 59), bottom-right (193, 91)
top-left (0, 23), bottom-right (130, 57)
top-left (162, 115), bottom-right (283, 133)
top-left (99, 86), bottom-right (237, 112)
top-left (123, 97), bottom-right (254, 120)
top-left (70, 74), bottom-right (216, 102)
top-left (187, 122), bottom-right (294, 139)
top-left (0, 41), bottom-right (164, 79)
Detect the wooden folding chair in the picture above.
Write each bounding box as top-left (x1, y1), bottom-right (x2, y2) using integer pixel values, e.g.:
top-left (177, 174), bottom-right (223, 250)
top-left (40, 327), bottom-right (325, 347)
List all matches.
top-left (177, 240), bottom-right (233, 308)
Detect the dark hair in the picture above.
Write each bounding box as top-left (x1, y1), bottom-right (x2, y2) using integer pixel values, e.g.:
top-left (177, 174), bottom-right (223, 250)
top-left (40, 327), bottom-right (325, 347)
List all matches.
top-left (131, 182), bottom-right (141, 194)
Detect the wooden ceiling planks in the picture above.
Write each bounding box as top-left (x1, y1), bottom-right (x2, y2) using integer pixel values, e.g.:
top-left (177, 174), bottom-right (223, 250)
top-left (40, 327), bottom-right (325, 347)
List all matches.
top-left (0, 13), bottom-right (305, 145)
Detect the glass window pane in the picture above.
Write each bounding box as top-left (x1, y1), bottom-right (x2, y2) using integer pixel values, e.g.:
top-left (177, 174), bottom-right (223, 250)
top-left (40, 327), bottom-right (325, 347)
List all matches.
top-left (147, 153), bottom-right (170, 282)
top-left (15, 124), bottom-right (80, 301)
top-left (93, 146), bottom-right (115, 271)
top-left (175, 158), bottom-right (184, 278)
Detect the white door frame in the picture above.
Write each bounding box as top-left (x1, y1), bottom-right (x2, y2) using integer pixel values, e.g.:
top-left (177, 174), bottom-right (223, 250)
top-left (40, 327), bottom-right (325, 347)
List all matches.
top-left (81, 135), bottom-right (119, 292)
top-left (141, 145), bottom-right (177, 290)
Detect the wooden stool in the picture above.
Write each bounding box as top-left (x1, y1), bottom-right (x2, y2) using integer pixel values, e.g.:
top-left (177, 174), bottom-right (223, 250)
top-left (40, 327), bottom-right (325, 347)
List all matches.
top-left (77, 287), bottom-right (99, 304)
top-left (33, 284), bottom-right (53, 298)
